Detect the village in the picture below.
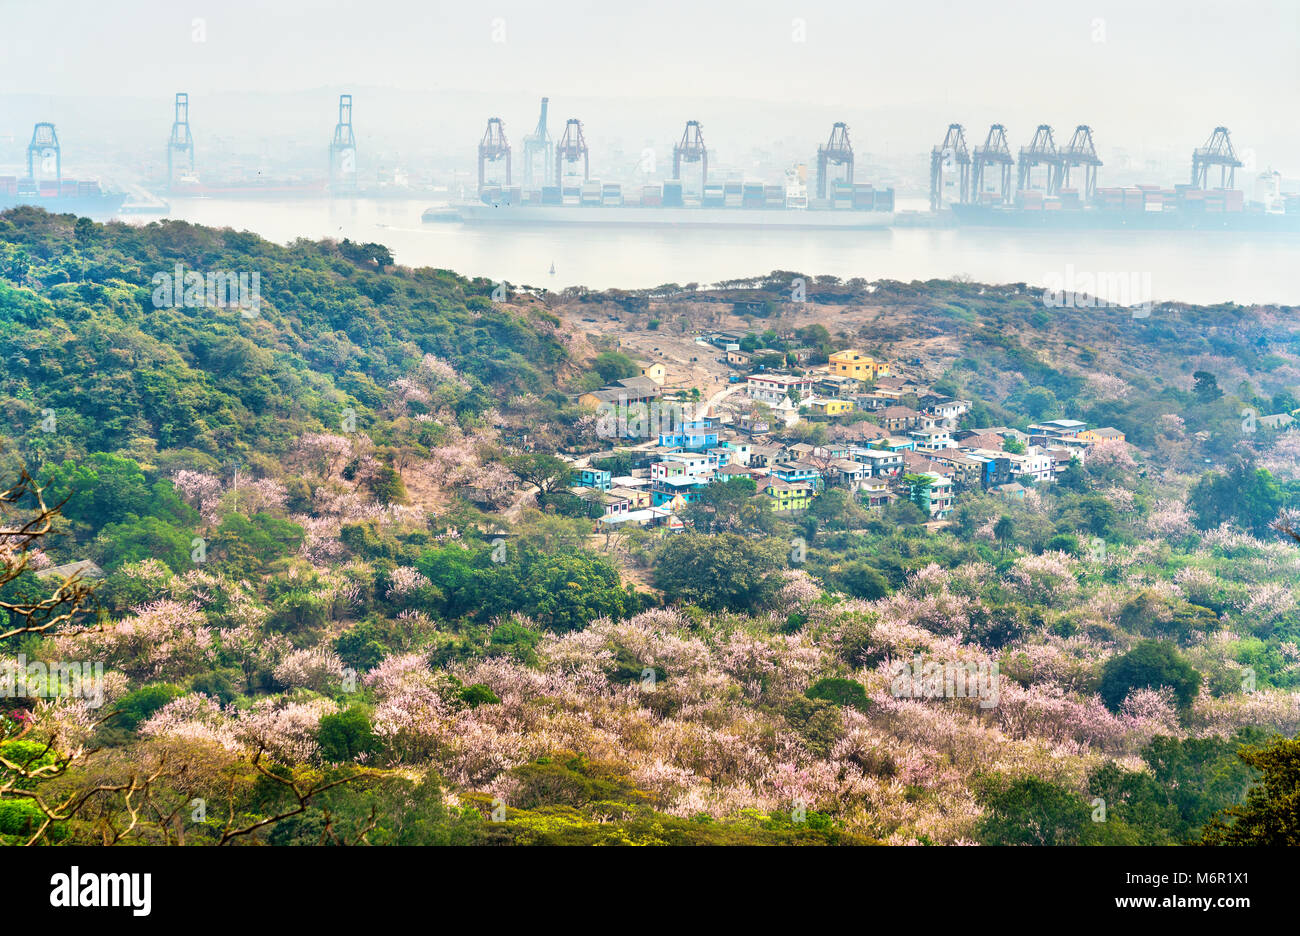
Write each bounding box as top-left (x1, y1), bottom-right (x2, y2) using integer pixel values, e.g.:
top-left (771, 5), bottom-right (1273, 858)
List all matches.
top-left (560, 332), bottom-right (1129, 532)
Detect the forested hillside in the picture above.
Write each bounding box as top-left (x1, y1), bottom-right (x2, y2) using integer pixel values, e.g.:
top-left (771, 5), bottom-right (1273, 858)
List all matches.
top-left (1, 209), bottom-right (1298, 846)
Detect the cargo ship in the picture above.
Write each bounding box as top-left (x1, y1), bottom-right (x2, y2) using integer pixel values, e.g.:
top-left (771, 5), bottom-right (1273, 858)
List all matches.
top-left (950, 185), bottom-right (1300, 231)
top-left (0, 176), bottom-right (126, 220)
top-left (166, 173), bottom-right (328, 199)
top-left (427, 176), bottom-right (895, 229)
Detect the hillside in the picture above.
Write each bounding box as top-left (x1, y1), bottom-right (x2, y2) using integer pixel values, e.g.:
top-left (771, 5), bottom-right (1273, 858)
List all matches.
top-left (1, 211), bottom-right (1298, 846)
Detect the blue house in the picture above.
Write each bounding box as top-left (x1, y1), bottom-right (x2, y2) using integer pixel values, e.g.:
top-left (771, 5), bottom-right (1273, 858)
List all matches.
top-left (575, 467), bottom-right (612, 491)
top-left (658, 417), bottom-right (720, 451)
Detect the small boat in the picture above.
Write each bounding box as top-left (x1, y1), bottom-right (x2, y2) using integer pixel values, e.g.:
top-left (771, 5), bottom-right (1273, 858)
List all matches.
top-left (548, 261), bottom-right (556, 275)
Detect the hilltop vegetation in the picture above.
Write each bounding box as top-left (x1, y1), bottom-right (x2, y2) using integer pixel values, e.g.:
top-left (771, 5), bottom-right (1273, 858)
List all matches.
top-left (1, 210), bottom-right (1299, 845)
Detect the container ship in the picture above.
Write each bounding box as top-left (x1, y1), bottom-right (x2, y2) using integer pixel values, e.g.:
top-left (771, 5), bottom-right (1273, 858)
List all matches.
top-left (428, 177), bottom-right (895, 229)
top-left (951, 186), bottom-right (1300, 231)
top-left (0, 176), bottom-right (126, 220)
top-left (166, 173), bottom-right (328, 199)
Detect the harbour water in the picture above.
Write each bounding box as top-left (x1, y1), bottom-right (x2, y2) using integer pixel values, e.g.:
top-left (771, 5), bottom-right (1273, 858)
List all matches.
top-left (144, 197), bottom-right (1300, 307)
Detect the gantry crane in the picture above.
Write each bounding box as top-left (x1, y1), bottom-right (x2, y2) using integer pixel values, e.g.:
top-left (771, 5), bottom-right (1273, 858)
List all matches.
top-left (522, 97), bottom-right (552, 188)
top-left (26, 122), bottom-right (60, 183)
top-left (1060, 125), bottom-right (1102, 199)
top-left (478, 117), bottom-right (511, 190)
top-left (554, 118), bottom-right (589, 186)
top-left (1017, 124), bottom-right (1064, 194)
top-left (816, 122), bottom-right (853, 199)
top-left (672, 120), bottom-right (707, 191)
top-left (1192, 126), bottom-right (1243, 189)
top-left (929, 123), bottom-right (971, 210)
top-left (972, 124), bottom-right (1013, 204)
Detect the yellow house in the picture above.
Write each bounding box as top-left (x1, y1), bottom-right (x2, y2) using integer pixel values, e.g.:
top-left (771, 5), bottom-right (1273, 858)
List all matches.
top-left (830, 349), bottom-right (889, 380)
top-left (809, 399), bottom-right (855, 416)
top-left (638, 361), bottom-right (667, 385)
top-left (1078, 427), bottom-right (1126, 443)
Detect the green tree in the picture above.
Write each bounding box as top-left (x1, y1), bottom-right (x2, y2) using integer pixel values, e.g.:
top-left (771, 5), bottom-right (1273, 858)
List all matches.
top-left (901, 473), bottom-right (934, 514)
top-left (652, 533), bottom-right (787, 612)
top-left (317, 707), bottom-right (382, 763)
top-left (507, 453), bottom-right (572, 495)
top-left (592, 351), bottom-right (638, 383)
top-left (1200, 735), bottom-right (1300, 845)
top-left (805, 677), bottom-right (870, 712)
top-left (1098, 640), bottom-right (1201, 712)
top-left (1188, 458), bottom-right (1287, 537)
top-left (1193, 370), bottom-right (1223, 403)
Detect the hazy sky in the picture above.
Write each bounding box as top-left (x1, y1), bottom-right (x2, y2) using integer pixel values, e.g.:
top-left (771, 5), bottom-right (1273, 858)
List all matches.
top-left (2, 0), bottom-right (1298, 172)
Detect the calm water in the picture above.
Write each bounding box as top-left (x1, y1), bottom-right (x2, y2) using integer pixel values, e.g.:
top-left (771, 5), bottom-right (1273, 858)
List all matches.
top-left (147, 197), bottom-right (1300, 307)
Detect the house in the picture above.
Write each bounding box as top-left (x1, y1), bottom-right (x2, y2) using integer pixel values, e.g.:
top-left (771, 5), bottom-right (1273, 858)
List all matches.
top-left (908, 426), bottom-right (956, 451)
top-left (596, 506), bottom-right (677, 529)
top-left (659, 417), bottom-right (720, 450)
top-left (715, 464), bottom-right (767, 484)
top-left (816, 374), bottom-right (862, 398)
top-left (829, 349), bottom-right (890, 380)
top-left (736, 413), bottom-right (771, 436)
top-left (784, 442), bottom-right (821, 461)
top-left (772, 461), bottom-right (824, 489)
top-left (873, 375), bottom-right (919, 394)
top-left (906, 471), bottom-right (954, 520)
top-left (1078, 426), bottom-right (1127, 443)
top-left (763, 478), bottom-right (815, 511)
top-left (877, 437), bottom-right (917, 452)
top-left (575, 467), bottom-right (612, 491)
top-left (745, 373), bottom-right (815, 406)
top-left (610, 485), bottom-right (653, 510)
top-left (1005, 447), bottom-right (1054, 484)
top-left (747, 444), bottom-right (785, 468)
top-left (1028, 419), bottom-right (1087, 441)
top-left (637, 361), bottom-right (667, 385)
top-left (879, 406), bottom-right (924, 432)
top-left (858, 476), bottom-right (894, 508)
top-left (1258, 413), bottom-right (1296, 430)
top-left (34, 559), bottom-right (104, 582)
top-left (994, 482), bottom-right (1027, 499)
top-left (651, 473), bottom-right (711, 507)
top-left (726, 349), bottom-right (753, 367)
top-left (921, 396), bottom-right (971, 424)
top-left (655, 452), bottom-right (717, 479)
top-left (808, 399), bottom-right (855, 417)
top-left (858, 388), bottom-right (904, 409)
top-left (924, 450), bottom-right (988, 487)
top-left (851, 448), bottom-right (904, 476)
top-left (578, 382), bottom-right (662, 409)
top-left (956, 431), bottom-right (1012, 452)
top-left (828, 458), bottom-right (871, 488)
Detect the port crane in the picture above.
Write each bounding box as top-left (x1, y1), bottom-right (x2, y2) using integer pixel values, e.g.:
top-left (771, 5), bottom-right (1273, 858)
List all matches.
top-left (1192, 126), bottom-right (1242, 189)
top-left (26, 122), bottom-right (60, 182)
top-left (521, 97), bottom-right (552, 188)
top-left (329, 94), bottom-right (358, 191)
top-left (1060, 125), bottom-right (1102, 199)
top-left (672, 120), bottom-right (707, 192)
top-left (478, 117), bottom-right (511, 190)
top-left (816, 122), bottom-right (854, 199)
top-left (554, 118), bottom-right (589, 186)
top-left (972, 124), bottom-right (1013, 204)
top-left (929, 123), bottom-right (970, 210)
top-left (166, 93), bottom-right (195, 190)
top-left (1017, 124), bottom-right (1064, 194)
